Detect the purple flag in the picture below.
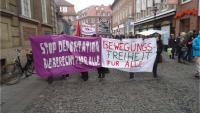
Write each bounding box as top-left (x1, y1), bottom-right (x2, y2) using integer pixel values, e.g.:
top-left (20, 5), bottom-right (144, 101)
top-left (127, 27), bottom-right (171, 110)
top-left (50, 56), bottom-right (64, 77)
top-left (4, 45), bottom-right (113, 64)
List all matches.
top-left (30, 35), bottom-right (101, 78)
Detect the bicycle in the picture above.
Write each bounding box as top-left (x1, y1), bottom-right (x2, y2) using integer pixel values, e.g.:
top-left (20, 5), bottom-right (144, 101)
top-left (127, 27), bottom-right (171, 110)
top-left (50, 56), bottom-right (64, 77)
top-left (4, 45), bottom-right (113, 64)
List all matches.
top-left (0, 49), bottom-right (35, 85)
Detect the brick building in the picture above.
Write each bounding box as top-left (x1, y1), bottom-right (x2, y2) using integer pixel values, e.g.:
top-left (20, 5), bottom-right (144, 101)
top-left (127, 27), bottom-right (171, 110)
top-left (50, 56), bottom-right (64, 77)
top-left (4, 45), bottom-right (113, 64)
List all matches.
top-left (175, 0), bottom-right (199, 36)
top-left (77, 5), bottom-right (112, 36)
top-left (0, 0), bottom-right (57, 63)
top-left (111, 0), bottom-right (134, 36)
top-left (55, 0), bottom-right (76, 35)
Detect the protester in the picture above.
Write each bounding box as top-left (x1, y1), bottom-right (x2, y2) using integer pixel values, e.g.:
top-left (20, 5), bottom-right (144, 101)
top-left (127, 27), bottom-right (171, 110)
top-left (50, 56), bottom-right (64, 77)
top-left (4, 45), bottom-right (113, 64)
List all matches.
top-left (153, 34), bottom-right (163, 78)
top-left (168, 34), bottom-right (176, 59)
top-left (129, 72), bottom-right (135, 79)
top-left (115, 35), bottom-right (120, 39)
top-left (184, 32), bottom-right (194, 62)
top-left (47, 76), bottom-right (54, 84)
top-left (80, 34), bottom-right (100, 82)
top-left (128, 33), bottom-right (134, 38)
top-left (177, 32), bottom-right (187, 63)
top-left (93, 34), bottom-right (109, 80)
top-left (192, 34), bottom-right (200, 79)
top-left (61, 74), bottom-right (69, 79)
top-left (97, 67), bottom-right (107, 79)
top-left (60, 31), bottom-right (70, 79)
top-left (128, 34), bottom-right (135, 79)
top-left (119, 34), bottom-right (125, 40)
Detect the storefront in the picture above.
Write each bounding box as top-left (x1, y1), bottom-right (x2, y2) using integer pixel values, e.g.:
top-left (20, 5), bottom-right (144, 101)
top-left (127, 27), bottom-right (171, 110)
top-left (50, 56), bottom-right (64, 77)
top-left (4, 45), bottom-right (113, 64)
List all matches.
top-left (175, 8), bottom-right (198, 36)
top-left (175, 0), bottom-right (199, 36)
top-left (134, 12), bottom-right (175, 47)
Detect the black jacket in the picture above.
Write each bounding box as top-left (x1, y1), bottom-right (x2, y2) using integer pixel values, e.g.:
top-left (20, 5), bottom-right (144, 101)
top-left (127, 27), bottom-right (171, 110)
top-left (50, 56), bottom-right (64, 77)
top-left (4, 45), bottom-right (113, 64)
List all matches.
top-left (168, 38), bottom-right (176, 48)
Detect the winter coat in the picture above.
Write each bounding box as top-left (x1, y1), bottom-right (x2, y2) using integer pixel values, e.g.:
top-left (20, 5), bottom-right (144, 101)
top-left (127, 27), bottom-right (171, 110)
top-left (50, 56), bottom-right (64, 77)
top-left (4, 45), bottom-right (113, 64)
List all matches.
top-left (168, 38), bottom-right (176, 48)
top-left (192, 35), bottom-right (200, 57)
top-left (156, 39), bottom-right (163, 63)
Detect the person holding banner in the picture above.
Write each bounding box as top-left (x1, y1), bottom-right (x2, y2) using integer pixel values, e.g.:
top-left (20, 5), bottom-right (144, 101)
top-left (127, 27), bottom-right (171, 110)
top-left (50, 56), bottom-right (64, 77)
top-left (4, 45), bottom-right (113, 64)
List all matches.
top-left (153, 34), bottom-right (163, 78)
top-left (128, 34), bottom-right (135, 79)
top-left (97, 67), bottom-right (107, 79)
top-left (129, 72), bottom-right (135, 79)
top-left (91, 34), bottom-right (107, 80)
top-left (168, 34), bottom-right (176, 59)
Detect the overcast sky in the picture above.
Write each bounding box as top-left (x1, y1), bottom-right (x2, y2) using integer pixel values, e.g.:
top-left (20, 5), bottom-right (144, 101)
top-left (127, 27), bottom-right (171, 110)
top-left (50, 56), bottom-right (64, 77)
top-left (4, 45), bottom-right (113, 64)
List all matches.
top-left (66, 0), bottom-right (114, 12)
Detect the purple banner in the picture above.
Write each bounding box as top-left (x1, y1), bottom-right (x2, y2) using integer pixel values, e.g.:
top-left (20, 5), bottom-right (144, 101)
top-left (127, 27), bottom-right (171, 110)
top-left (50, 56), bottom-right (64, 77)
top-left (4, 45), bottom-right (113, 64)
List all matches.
top-left (30, 35), bottom-right (101, 78)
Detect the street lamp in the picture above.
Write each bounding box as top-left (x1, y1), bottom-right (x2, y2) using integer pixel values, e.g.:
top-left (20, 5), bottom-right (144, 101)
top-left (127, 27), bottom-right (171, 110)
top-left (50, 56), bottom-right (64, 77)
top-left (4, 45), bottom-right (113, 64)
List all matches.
top-left (152, 0), bottom-right (158, 29)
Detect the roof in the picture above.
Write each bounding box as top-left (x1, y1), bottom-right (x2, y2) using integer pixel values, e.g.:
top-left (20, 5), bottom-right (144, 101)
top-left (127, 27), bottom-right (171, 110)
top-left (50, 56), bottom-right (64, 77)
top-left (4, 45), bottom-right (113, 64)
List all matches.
top-left (77, 5), bottom-right (112, 17)
top-left (55, 0), bottom-right (74, 7)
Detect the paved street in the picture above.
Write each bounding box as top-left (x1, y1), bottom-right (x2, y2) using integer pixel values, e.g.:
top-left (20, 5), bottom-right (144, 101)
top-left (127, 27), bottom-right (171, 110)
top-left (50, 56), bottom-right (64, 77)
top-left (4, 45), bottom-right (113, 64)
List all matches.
top-left (1, 75), bottom-right (49, 113)
top-left (1, 54), bottom-right (199, 113)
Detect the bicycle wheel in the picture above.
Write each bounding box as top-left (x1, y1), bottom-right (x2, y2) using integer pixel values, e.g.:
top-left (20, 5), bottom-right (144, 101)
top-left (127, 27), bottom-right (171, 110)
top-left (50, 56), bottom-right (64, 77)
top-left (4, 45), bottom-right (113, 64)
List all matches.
top-left (25, 63), bottom-right (35, 77)
top-left (1, 64), bottom-right (22, 85)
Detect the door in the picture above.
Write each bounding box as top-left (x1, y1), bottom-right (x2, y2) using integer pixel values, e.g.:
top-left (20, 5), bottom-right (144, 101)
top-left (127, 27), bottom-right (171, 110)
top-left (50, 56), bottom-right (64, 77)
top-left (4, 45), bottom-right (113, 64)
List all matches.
top-left (161, 25), bottom-right (170, 45)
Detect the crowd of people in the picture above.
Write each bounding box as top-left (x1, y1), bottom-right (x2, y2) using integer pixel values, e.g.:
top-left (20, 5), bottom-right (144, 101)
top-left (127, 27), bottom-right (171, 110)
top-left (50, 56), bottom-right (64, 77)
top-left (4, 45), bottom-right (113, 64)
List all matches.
top-left (168, 30), bottom-right (200, 79)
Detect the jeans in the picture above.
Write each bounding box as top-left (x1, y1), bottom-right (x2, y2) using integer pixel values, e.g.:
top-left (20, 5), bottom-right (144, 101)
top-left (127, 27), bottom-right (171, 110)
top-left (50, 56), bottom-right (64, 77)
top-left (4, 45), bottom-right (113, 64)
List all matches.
top-left (184, 48), bottom-right (192, 62)
top-left (153, 55), bottom-right (159, 78)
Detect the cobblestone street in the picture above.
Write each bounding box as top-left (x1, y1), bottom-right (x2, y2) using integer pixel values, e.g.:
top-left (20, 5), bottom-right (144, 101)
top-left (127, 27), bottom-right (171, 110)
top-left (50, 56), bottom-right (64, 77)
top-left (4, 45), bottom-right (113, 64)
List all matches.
top-left (17, 55), bottom-right (199, 113)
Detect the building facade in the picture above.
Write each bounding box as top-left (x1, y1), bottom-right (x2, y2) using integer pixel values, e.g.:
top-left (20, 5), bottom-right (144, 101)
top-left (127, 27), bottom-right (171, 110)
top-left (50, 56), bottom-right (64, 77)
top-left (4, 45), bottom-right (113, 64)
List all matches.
top-left (55, 0), bottom-right (76, 35)
top-left (77, 5), bottom-right (112, 36)
top-left (111, 0), bottom-right (134, 36)
top-left (134, 0), bottom-right (176, 46)
top-left (175, 0), bottom-right (199, 36)
top-left (0, 0), bottom-right (57, 63)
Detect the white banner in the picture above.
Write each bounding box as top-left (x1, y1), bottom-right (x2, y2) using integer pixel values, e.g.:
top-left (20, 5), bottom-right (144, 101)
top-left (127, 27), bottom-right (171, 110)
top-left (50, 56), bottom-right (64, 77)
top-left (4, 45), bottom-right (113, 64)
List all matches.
top-left (102, 38), bottom-right (157, 72)
top-left (81, 24), bottom-right (96, 36)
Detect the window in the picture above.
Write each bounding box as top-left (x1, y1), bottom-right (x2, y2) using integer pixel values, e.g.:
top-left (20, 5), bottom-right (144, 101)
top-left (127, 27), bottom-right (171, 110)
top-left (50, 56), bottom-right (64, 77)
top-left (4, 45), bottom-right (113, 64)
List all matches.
top-left (63, 7), bottom-right (68, 12)
top-left (60, 7), bottom-right (67, 12)
top-left (21, 0), bottom-right (31, 18)
top-left (181, 0), bottom-right (191, 4)
top-left (41, 0), bottom-right (47, 23)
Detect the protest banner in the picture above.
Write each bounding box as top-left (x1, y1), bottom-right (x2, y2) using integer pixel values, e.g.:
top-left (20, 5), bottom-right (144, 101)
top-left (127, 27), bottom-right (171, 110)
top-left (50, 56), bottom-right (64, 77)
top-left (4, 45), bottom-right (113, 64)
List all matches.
top-left (81, 24), bottom-right (96, 36)
top-left (30, 35), bottom-right (101, 78)
top-left (102, 38), bottom-right (157, 72)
